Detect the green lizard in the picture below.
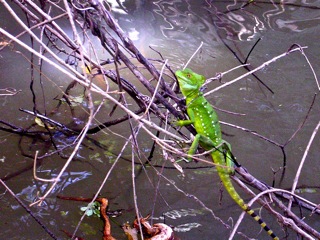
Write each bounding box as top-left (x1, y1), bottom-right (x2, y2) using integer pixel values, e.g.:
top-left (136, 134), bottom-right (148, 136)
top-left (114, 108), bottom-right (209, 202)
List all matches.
top-left (175, 68), bottom-right (279, 240)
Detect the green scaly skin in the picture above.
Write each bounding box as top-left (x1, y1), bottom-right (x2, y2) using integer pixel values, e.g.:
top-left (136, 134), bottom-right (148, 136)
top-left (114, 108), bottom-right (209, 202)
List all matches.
top-left (175, 68), bottom-right (279, 240)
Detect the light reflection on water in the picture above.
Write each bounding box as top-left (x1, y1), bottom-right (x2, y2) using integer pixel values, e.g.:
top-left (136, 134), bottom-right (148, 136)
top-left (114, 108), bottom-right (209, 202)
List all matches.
top-left (0, 1), bottom-right (319, 239)
top-left (12, 171), bottom-right (92, 206)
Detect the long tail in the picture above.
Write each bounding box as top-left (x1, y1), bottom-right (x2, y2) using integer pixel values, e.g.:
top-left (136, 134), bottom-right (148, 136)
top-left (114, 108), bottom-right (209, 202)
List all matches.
top-left (214, 152), bottom-right (279, 239)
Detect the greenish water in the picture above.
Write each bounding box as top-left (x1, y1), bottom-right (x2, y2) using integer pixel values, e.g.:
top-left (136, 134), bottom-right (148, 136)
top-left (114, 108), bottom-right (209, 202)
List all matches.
top-left (0, 1), bottom-right (319, 239)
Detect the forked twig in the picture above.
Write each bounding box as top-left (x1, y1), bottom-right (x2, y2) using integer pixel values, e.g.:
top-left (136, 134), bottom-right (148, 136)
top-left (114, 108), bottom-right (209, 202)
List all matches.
top-left (33, 151), bottom-right (55, 182)
top-left (1, 1), bottom-right (319, 239)
top-left (204, 46), bottom-right (308, 96)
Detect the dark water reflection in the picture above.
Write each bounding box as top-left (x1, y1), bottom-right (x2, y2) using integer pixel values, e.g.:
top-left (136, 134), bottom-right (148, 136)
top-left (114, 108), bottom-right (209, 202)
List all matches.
top-left (0, 1), bottom-right (319, 239)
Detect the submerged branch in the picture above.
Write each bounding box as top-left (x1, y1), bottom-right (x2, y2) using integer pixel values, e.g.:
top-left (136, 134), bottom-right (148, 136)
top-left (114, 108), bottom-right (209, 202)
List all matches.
top-left (0, 1), bottom-right (319, 240)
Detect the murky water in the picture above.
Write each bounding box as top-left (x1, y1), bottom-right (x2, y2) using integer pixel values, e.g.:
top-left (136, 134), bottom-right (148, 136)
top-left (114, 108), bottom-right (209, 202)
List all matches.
top-left (0, 1), bottom-right (319, 239)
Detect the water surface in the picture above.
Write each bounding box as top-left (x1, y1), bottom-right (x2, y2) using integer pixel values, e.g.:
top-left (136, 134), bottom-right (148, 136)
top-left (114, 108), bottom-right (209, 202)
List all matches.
top-left (0, 1), bottom-right (319, 239)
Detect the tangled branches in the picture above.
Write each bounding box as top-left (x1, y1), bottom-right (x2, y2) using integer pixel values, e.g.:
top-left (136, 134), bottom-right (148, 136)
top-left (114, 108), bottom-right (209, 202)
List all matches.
top-left (0, 1), bottom-right (319, 239)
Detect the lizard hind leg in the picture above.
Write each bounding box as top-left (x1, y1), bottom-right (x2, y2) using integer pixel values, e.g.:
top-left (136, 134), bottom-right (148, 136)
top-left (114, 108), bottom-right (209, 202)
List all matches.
top-left (221, 141), bottom-right (241, 168)
top-left (177, 134), bottom-right (201, 163)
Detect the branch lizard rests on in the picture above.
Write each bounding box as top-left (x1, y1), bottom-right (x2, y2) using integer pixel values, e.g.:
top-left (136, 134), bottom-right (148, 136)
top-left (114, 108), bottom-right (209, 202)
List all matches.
top-left (175, 68), bottom-right (279, 240)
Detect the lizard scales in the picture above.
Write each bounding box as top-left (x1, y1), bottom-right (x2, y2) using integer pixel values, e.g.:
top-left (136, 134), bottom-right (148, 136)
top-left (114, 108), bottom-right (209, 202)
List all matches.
top-left (175, 68), bottom-right (279, 240)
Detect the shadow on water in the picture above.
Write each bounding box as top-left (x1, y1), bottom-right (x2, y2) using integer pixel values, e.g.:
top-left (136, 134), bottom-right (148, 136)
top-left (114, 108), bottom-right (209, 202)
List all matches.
top-left (0, 1), bottom-right (319, 239)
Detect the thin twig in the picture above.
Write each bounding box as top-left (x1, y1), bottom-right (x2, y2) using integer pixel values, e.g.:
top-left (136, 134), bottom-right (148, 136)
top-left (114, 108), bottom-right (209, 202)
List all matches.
top-left (231, 188), bottom-right (318, 240)
top-left (236, 167), bottom-right (320, 238)
top-left (0, 179), bottom-right (58, 239)
top-left (72, 129), bottom-right (133, 239)
top-left (131, 124), bottom-right (145, 240)
top-left (183, 41), bottom-right (203, 69)
top-left (30, 117), bottom-right (93, 206)
top-left (144, 59), bottom-right (168, 115)
top-left (204, 63), bottom-right (250, 86)
top-left (204, 46), bottom-right (308, 96)
top-left (33, 151), bottom-right (54, 182)
top-left (288, 120), bottom-right (320, 210)
top-left (288, 44), bottom-right (319, 91)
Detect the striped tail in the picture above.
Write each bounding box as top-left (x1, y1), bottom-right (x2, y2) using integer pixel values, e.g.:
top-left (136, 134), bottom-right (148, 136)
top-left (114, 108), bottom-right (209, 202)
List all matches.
top-left (214, 152), bottom-right (279, 240)
top-left (244, 203), bottom-right (279, 240)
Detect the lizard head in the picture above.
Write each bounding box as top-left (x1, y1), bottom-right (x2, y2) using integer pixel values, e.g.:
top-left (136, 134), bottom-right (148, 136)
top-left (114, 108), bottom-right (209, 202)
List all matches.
top-left (175, 68), bottom-right (206, 97)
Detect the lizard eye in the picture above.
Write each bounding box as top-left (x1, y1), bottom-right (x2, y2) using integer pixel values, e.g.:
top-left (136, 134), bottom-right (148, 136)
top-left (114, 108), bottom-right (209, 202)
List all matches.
top-left (186, 73), bottom-right (191, 78)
